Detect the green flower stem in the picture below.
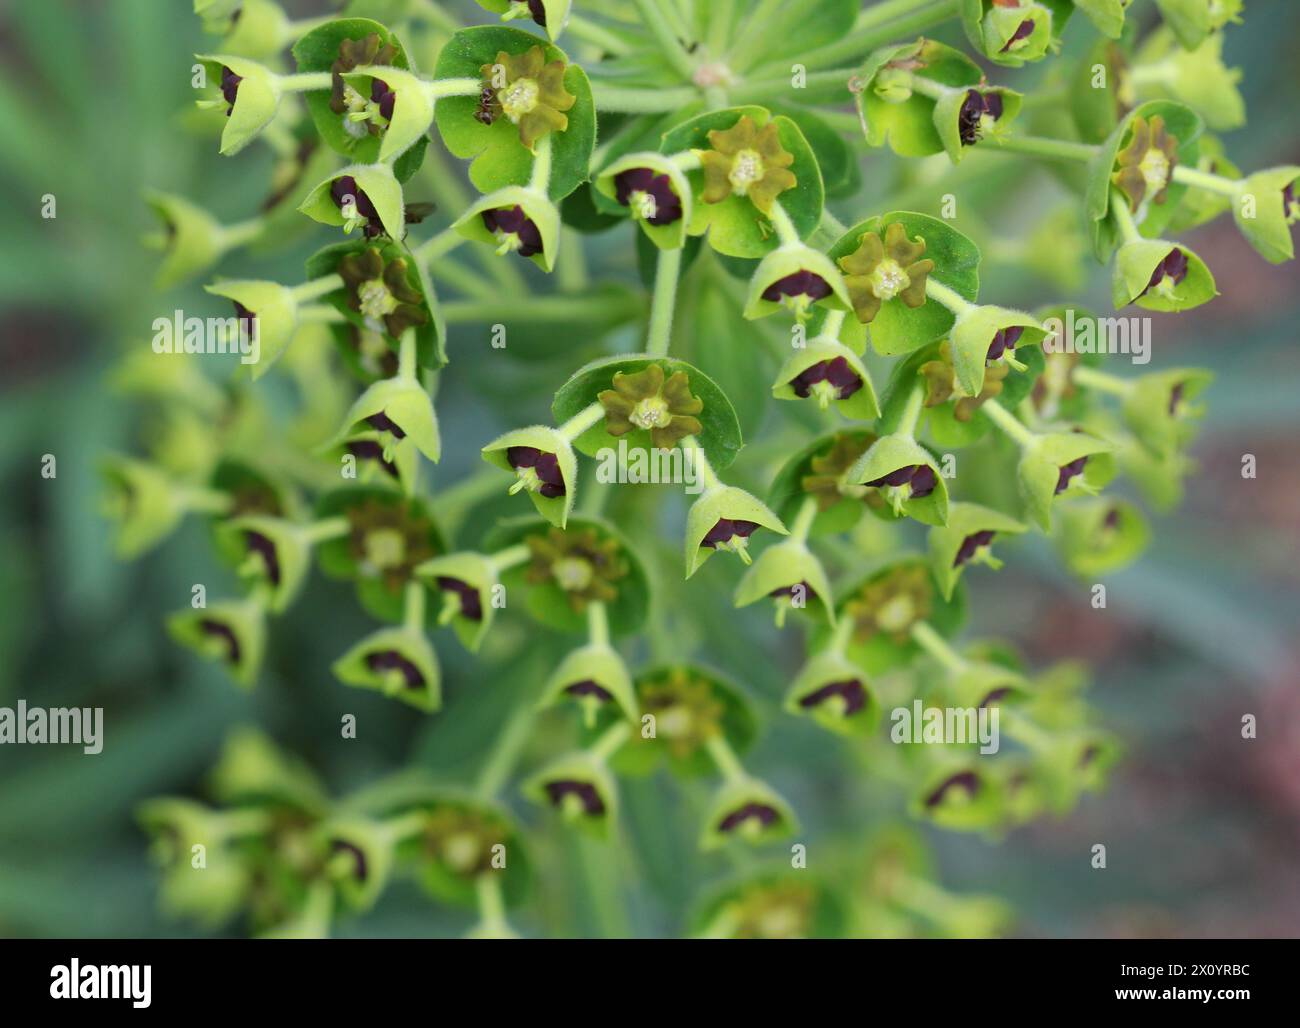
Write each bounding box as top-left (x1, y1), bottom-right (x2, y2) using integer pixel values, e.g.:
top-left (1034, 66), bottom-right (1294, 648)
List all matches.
top-left (475, 701), bottom-right (538, 800)
top-left (177, 486), bottom-right (235, 515)
top-left (1072, 366), bottom-right (1134, 397)
top-left (218, 807), bottom-right (275, 837)
top-left (705, 733), bottom-right (748, 786)
top-left (528, 135), bottom-right (554, 194)
top-left (558, 400), bottom-right (606, 441)
top-left (567, 14), bottom-right (635, 55)
top-left (1109, 189), bottom-right (1143, 244)
top-left (826, 610), bottom-right (856, 655)
top-left (725, 0), bottom-right (791, 70)
top-left (430, 468), bottom-right (507, 532)
top-left (442, 292), bottom-right (641, 323)
top-left (397, 327), bottom-right (419, 381)
top-left (489, 542), bottom-right (531, 574)
top-left (980, 398), bottom-right (1036, 448)
top-left (297, 305), bottom-right (345, 324)
top-left (1172, 163), bottom-right (1242, 197)
top-left (402, 579), bottom-right (426, 633)
top-left (299, 516), bottom-right (351, 545)
top-left (820, 209), bottom-right (849, 238)
top-left (761, 0), bottom-right (961, 74)
top-left (292, 274), bottom-right (344, 303)
top-left (276, 71), bottom-right (333, 93)
top-left (986, 134), bottom-right (1098, 164)
top-left (631, 0), bottom-right (698, 81)
top-left (909, 620), bottom-right (967, 674)
top-left (586, 600), bottom-right (610, 649)
top-left (768, 201), bottom-right (802, 248)
top-left (380, 810), bottom-right (429, 843)
top-left (558, 227), bottom-right (590, 292)
top-left (820, 308), bottom-right (847, 340)
top-left (218, 217), bottom-right (264, 250)
top-left (894, 380), bottom-right (926, 438)
top-left (589, 81), bottom-right (699, 112)
top-left (1000, 708), bottom-right (1053, 752)
top-left (414, 224), bottom-right (466, 263)
top-left (789, 495), bottom-right (818, 544)
top-left (474, 871), bottom-right (512, 936)
top-left (903, 71), bottom-right (952, 103)
top-left (669, 150), bottom-right (703, 172)
top-left (427, 77), bottom-right (482, 100)
top-left (738, 68), bottom-right (854, 104)
top-left (645, 244), bottom-right (683, 358)
top-left (682, 435), bottom-right (721, 492)
top-left (589, 720), bottom-right (632, 763)
top-left (924, 276), bottom-right (976, 317)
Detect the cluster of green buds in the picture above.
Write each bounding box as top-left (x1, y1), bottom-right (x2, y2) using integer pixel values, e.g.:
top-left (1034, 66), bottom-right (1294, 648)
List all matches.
top-left (117, 0), bottom-right (1289, 937)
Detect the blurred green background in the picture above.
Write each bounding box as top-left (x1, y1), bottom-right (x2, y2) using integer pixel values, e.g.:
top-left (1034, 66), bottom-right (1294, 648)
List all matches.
top-left (0, 0), bottom-right (1297, 938)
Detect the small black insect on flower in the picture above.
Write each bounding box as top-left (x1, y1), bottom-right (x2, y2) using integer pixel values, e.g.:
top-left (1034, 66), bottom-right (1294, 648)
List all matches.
top-left (957, 89), bottom-right (1004, 146)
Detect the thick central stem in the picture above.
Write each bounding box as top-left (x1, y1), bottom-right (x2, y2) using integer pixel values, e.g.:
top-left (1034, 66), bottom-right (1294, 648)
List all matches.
top-left (645, 245), bottom-right (683, 358)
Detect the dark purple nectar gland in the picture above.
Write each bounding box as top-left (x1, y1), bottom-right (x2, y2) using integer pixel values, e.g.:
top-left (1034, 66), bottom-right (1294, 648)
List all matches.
top-left (363, 649), bottom-right (426, 689)
top-left (220, 66), bottom-right (242, 116)
top-left (365, 412), bottom-right (406, 441)
top-left (371, 78), bottom-right (396, 123)
top-left (527, 0), bottom-right (547, 26)
top-left (925, 770), bottom-right (981, 809)
top-left (506, 446), bottom-right (566, 498)
top-left (565, 679), bottom-right (614, 702)
top-left (789, 356), bottom-right (863, 409)
top-left (957, 90), bottom-right (1004, 146)
top-left (1284, 182), bottom-right (1300, 223)
top-left (703, 518), bottom-right (760, 563)
top-left (242, 530), bottom-right (282, 586)
top-left (1055, 456), bottom-right (1088, 495)
top-left (1139, 247), bottom-right (1189, 302)
top-left (544, 780), bottom-right (605, 817)
top-left (329, 839), bottom-right (369, 882)
top-left (613, 168), bottom-right (684, 226)
top-left (1103, 506), bottom-right (1123, 531)
top-left (481, 205), bottom-right (543, 258)
top-left (435, 576), bottom-right (483, 622)
top-left (1000, 19), bottom-right (1036, 53)
top-left (718, 802), bottom-right (781, 835)
top-left (986, 325), bottom-right (1024, 364)
top-left (233, 301), bottom-right (257, 340)
top-left (762, 269), bottom-right (834, 321)
top-left (799, 678), bottom-right (868, 717)
top-left (953, 529), bottom-right (997, 568)
top-left (346, 440), bottom-right (400, 480)
top-left (198, 619), bottom-right (241, 665)
top-left (865, 465), bottom-right (938, 516)
top-left (331, 176), bottom-right (383, 237)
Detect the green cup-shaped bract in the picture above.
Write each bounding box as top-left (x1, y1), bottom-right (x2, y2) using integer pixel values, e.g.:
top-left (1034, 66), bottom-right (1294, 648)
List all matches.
top-left (945, 661), bottom-right (1031, 711)
top-left (593, 151), bottom-right (694, 250)
top-left (540, 643), bottom-right (639, 725)
top-left (482, 424), bottom-right (578, 528)
top-left (101, 455), bottom-right (186, 559)
top-left (1232, 166), bottom-right (1300, 264)
top-left (219, 0), bottom-right (291, 59)
top-left (1154, 0), bottom-right (1242, 50)
top-left (197, 55), bottom-right (283, 156)
top-left (343, 65), bottom-right (434, 164)
top-left (784, 649), bottom-right (878, 737)
top-left (299, 162), bottom-right (408, 240)
top-left (204, 279), bottom-right (300, 378)
top-left (963, 0), bottom-right (1055, 68)
top-left (847, 433), bottom-right (949, 527)
top-left (743, 244), bottom-right (852, 321)
top-left (949, 304), bottom-right (1046, 399)
top-left (415, 551), bottom-right (499, 652)
top-left (733, 537), bottom-right (836, 628)
top-left (207, 726), bottom-right (330, 813)
top-left (522, 751), bottom-right (619, 838)
top-left (167, 596), bottom-right (267, 688)
top-left (699, 776), bottom-right (799, 852)
top-left (315, 816), bottom-right (396, 912)
top-left (1121, 367), bottom-right (1213, 456)
top-left (927, 501), bottom-right (1026, 601)
top-left (216, 515), bottom-right (314, 614)
top-left (326, 374), bottom-right (441, 465)
top-left (910, 756), bottom-right (1005, 832)
top-left (332, 623), bottom-right (442, 712)
top-left (1017, 431), bottom-right (1114, 531)
top-left (1112, 239), bottom-right (1217, 312)
top-left (772, 337), bottom-right (879, 421)
top-left (1053, 498), bottom-right (1151, 578)
top-left (453, 185), bottom-right (561, 272)
top-left (146, 191), bottom-right (231, 289)
top-left (684, 484), bottom-right (788, 578)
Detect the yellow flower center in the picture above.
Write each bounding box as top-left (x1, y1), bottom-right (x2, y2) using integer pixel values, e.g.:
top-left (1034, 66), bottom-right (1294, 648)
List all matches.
top-left (630, 395), bottom-right (671, 430)
top-left (358, 280), bottom-right (398, 325)
top-left (657, 705), bottom-right (693, 739)
top-left (363, 527), bottom-right (406, 570)
top-left (728, 149), bottom-right (764, 194)
top-left (1139, 148), bottom-right (1170, 195)
top-left (553, 556), bottom-right (594, 592)
top-left (441, 832), bottom-right (481, 872)
top-left (630, 190), bottom-right (657, 222)
top-left (869, 258), bottom-right (910, 300)
top-left (876, 593), bottom-right (915, 633)
top-left (500, 77), bottom-right (540, 122)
